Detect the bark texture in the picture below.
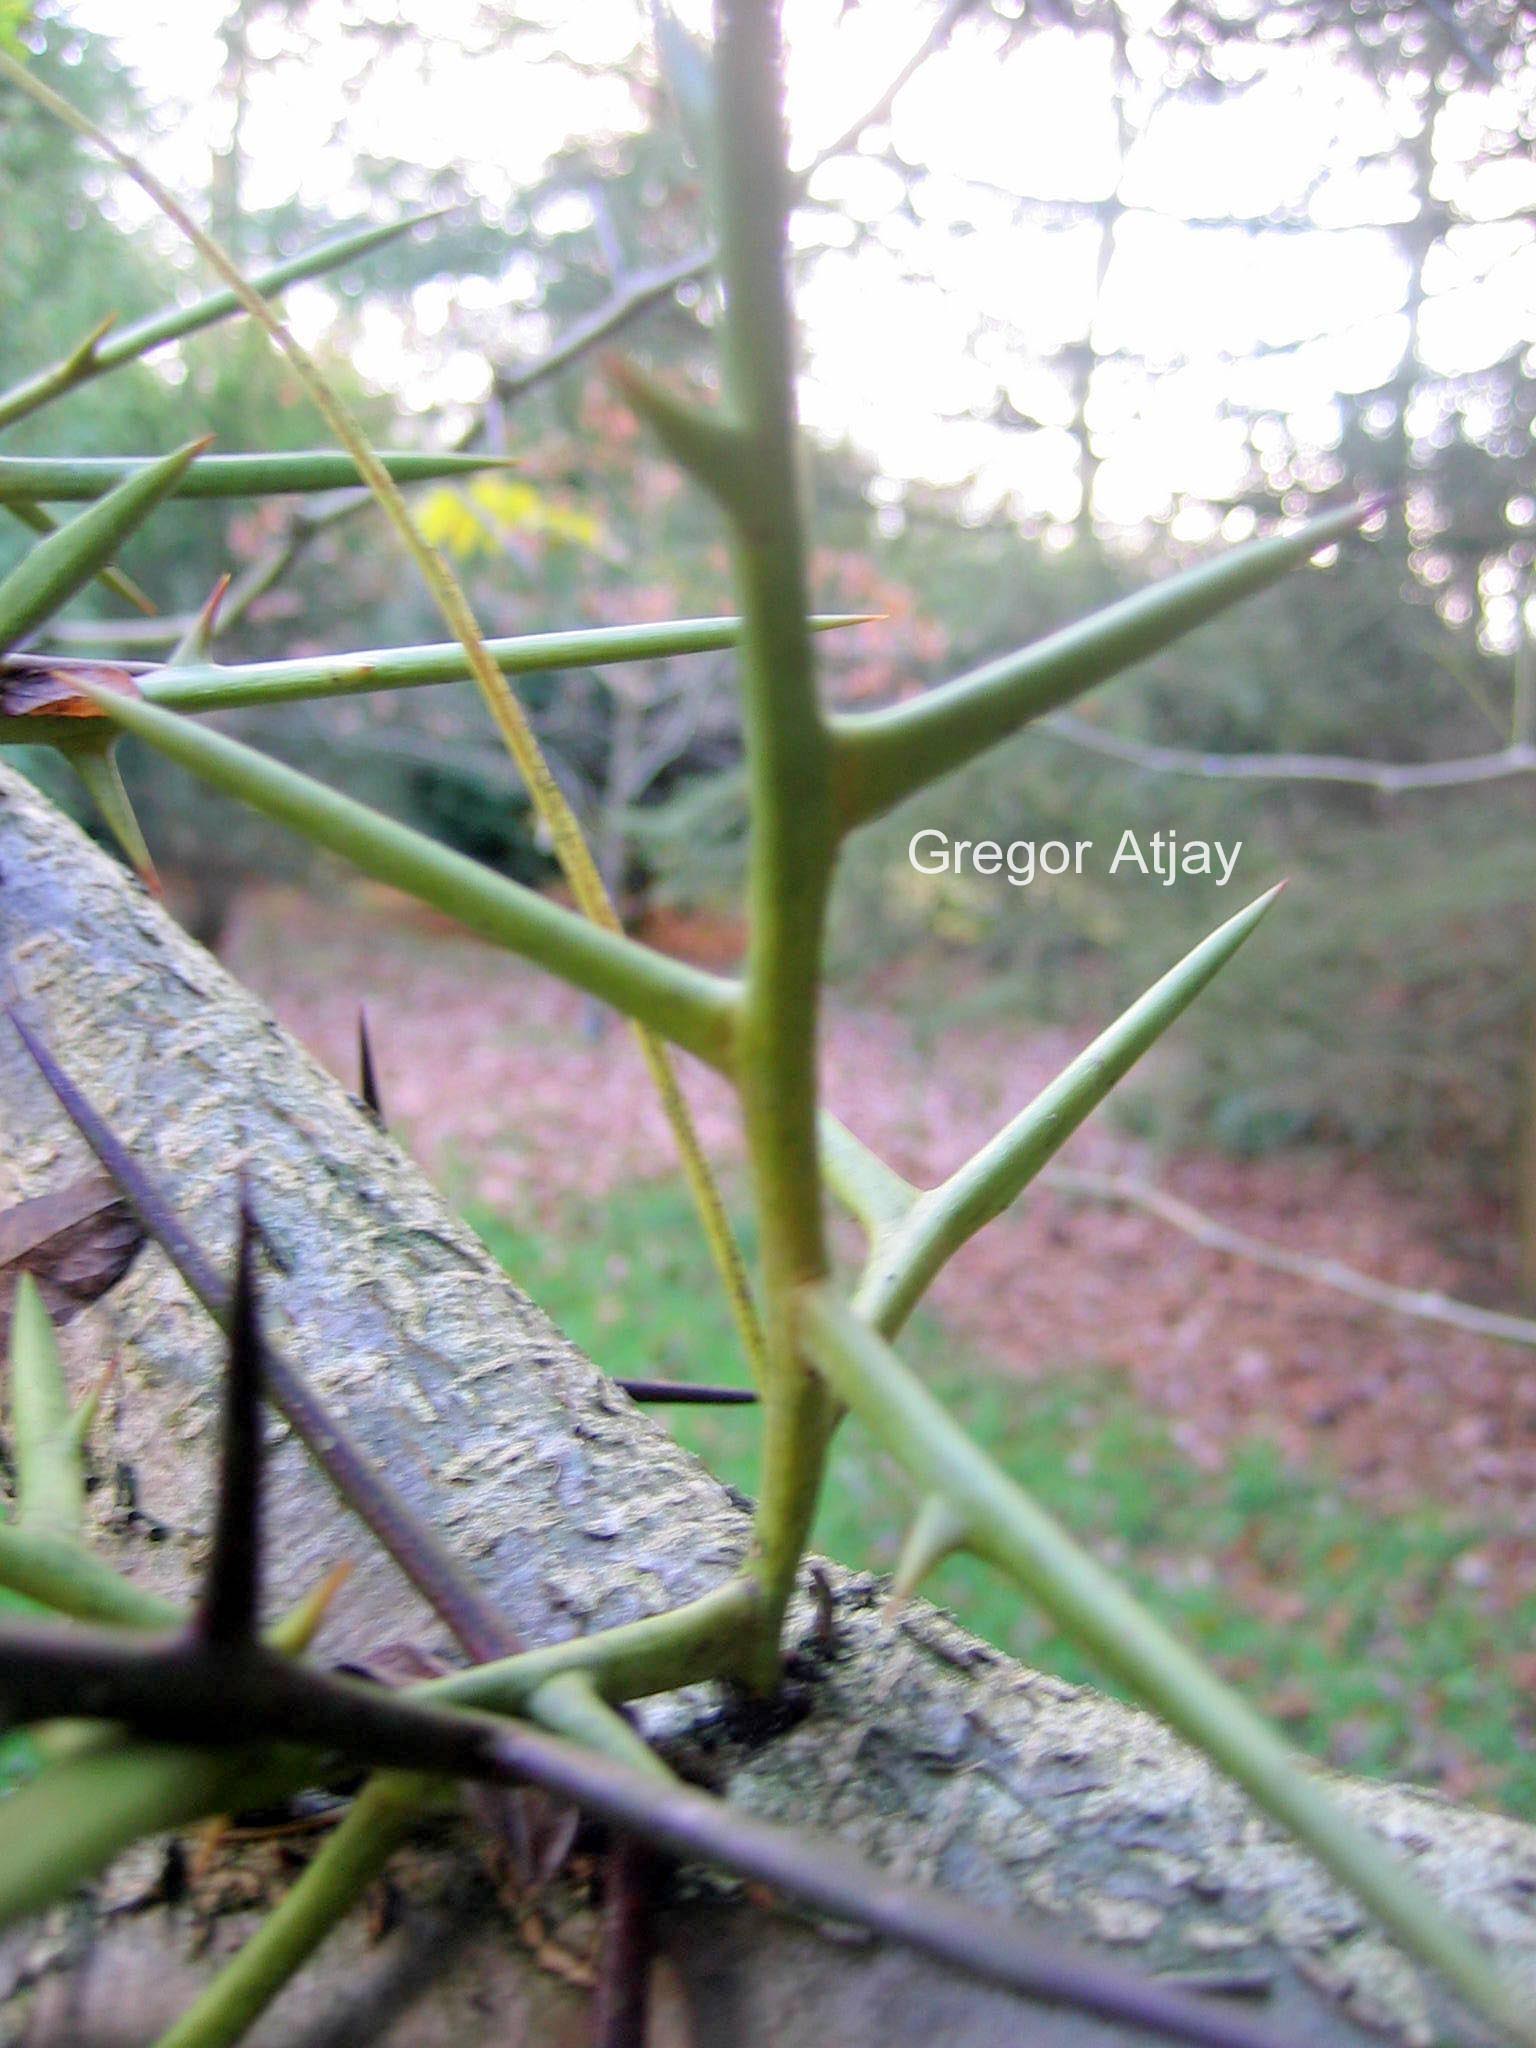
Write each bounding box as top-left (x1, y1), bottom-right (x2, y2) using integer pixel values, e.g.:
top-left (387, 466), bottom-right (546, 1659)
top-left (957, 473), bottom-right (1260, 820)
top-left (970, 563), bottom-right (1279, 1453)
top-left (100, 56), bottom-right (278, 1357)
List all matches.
top-left (2, 761), bottom-right (1535, 2048)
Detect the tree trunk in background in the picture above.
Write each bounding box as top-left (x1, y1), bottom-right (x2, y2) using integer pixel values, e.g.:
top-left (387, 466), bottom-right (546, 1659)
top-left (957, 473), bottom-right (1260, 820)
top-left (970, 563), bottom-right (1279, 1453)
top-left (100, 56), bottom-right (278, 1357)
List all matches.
top-left (1507, 613), bottom-right (1536, 1307)
top-left (211, 0), bottom-right (255, 264)
top-left (3, 763), bottom-right (1536, 2048)
top-left (1071, 6), bottom-right (1132, 541)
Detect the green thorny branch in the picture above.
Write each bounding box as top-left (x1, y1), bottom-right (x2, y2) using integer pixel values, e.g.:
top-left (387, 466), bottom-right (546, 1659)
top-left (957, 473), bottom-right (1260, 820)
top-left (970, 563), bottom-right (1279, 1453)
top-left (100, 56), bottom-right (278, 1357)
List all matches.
top-left (0, 41), bottom-right (768, 1407)
top-left (0, 6), bottom-right (1523, 2047)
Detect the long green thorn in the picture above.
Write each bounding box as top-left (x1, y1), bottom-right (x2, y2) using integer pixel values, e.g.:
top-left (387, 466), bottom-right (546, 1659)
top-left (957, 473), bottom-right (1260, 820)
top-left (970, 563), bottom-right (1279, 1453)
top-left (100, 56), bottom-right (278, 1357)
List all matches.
top-left (0, 440), bottom-right (210, 656)
top-left (0, 451), bottom-right (520, 502)
top-left (0, 214), bottom-right (444, 432)
top-left (9, 1275), bottom-right (85, 1542)
top-left (799, 1283), bottom-right (1529, 2048)
top-left (831, 501), bottom-right (1385, 828)
top-left (0, 616), bottom-right (871, 739)
top-left (70, 739), bottom-right (161, 894)
top-left (5, 503), bottom-right (157, 615)
top-left (858, 885), bottom-right (1284, 1336)
top-left (75, 684), bottom-right (740, 1071)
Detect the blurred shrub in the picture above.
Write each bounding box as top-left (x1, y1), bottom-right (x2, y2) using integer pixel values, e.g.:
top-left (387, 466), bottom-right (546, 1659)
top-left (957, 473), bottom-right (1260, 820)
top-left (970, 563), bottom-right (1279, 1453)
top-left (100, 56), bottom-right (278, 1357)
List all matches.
top-left (657, 500), bottom-right (1532, 1209)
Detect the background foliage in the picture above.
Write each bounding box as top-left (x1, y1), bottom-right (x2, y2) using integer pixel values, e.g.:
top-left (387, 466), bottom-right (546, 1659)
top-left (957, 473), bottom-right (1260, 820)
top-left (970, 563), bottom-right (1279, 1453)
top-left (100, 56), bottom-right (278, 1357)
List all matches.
top-left (15, 0), bottom-right (1533, 1229)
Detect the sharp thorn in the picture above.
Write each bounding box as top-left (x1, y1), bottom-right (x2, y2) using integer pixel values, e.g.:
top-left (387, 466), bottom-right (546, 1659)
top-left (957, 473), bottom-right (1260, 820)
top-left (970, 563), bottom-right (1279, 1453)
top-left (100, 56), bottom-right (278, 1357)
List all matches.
top-left (69, 741), bottom-right (161, 897)
top-left (606, 355), bottom-right (747, 511)
top-left (64, 312), bottom-right (118, 374)
top-left (193, 1191), bottom-right (264, 1647)
top-left (267, 1559), bottom-right (354, 1657)
top-left (168, 571), bottom-right (232, 665)
top-left (615, 1378), bottom-right (756, 1405)
top-left (67, 1353), bottom-right (120, 1456)
top-left (890, 1495), bottom-right (969, 1604)
top-left (357, 1006), bottom-right (386, 1125)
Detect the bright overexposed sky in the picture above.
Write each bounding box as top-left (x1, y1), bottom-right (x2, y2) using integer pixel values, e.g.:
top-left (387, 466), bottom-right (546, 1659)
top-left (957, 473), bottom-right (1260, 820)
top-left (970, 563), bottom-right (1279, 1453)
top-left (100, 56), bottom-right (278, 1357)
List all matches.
top-left (55, 0), bottom-right (1536, 543)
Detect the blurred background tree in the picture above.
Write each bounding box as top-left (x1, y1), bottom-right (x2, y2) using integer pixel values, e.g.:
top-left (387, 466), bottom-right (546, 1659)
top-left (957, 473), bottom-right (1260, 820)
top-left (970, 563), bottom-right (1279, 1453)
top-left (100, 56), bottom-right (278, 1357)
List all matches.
top-left (10, 0), bottom-right (1536, 1289)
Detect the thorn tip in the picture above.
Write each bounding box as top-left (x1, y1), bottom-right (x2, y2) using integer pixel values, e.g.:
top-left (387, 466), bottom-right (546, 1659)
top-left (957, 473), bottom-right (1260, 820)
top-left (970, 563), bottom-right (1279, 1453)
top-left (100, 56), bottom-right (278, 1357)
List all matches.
top-left (194, 1192), bottom-right (265, 1648)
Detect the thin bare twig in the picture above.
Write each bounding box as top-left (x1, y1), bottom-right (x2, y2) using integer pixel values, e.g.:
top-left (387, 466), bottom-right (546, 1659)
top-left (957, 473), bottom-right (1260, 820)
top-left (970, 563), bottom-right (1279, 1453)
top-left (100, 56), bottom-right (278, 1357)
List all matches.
top-left (1041, 1166), bottom-right (1536, 1352)
top-left (1042, 714), bottom-right (1536, 794)
top-left (794, 0), bottom-right (982, 187)
top-left (493, 248), bottom-right (715, 408)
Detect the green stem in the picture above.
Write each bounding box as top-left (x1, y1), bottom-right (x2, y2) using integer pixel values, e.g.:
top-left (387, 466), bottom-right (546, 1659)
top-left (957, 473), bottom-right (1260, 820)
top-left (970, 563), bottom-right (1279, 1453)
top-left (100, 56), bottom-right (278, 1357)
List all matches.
top-left (424, 1579), bottom-right (761, 1715)
top-left (797, 1281), bottom-right (1527, 2047)
top-left (151, 1773), bottom-right (441, 2048)
top-left (708, 0), bottom-right (840, 1654)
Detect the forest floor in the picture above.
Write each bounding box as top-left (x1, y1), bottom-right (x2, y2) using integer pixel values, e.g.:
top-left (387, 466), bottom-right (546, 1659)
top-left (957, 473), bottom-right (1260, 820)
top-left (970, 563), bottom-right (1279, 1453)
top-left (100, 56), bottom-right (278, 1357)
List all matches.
top-left (228, 883), bottom-right (1536, 1811)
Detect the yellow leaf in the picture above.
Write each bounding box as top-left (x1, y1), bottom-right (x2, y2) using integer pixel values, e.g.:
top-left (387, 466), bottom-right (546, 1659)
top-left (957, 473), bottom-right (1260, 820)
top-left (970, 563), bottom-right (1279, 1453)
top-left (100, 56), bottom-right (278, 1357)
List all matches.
top-left (417, 478), bottom-right (603, 560)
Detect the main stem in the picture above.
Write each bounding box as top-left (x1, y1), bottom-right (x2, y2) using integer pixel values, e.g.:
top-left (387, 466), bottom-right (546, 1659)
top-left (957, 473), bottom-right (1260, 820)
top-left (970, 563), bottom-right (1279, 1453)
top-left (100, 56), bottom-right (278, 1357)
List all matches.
top-left (714, 0), bottom-right (840, 1665)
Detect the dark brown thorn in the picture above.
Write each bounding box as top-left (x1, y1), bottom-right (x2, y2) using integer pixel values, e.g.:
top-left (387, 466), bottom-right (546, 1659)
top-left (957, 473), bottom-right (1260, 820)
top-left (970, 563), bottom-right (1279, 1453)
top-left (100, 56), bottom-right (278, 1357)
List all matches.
top-left (4, 1007), bottom-right (522, 1664)
top-left (0, 1617), bottom-right (1301, 2048)
top-left (193, 1195), bottom-right (264, 1647)
top-left (614, 1378), bottom-right (756, 1405)
top-left (809, 1563), bottom-right (837, 1652)
top-left (357, 1005), bottom-right (386, 1125)
top-left (592, 1836), bottom-right (665, 2048)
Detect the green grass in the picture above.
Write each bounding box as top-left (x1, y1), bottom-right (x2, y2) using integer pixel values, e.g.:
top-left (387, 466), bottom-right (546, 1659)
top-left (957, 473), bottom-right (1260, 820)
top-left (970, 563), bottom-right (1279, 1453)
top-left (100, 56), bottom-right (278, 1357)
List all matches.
top-left (473, 1178), bottom-right (1536, 1820)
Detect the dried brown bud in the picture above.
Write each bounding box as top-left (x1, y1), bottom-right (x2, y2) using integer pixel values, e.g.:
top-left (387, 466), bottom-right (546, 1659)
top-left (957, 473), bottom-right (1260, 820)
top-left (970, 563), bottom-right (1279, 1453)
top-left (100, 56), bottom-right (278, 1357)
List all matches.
top-left (0, 653), bottom-right (148, 722)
